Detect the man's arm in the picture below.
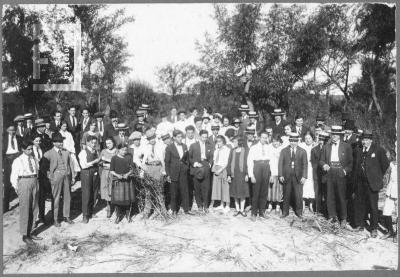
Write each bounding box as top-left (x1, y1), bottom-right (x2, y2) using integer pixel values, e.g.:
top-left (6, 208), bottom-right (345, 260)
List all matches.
top-left (164, 146), bottom-right (171, 177)
top-left (301, 149), bottom-right (308, 179)
top-left (10, 157), bottom-right (20, 192)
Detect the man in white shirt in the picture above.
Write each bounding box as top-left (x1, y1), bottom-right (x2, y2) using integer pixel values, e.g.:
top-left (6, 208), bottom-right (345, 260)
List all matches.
top-left (174, 110), bottom-right (187, 133)
top-left (10, 140), bottom-right (42, 244)
top-left (247, 132), bottom-right (274, 221)
top-left (167, 107), bottom-right (178, 124)
top-left (156, 111), bottom-right (174, 139)
top-left (3, 126), bottom-right (20, 212)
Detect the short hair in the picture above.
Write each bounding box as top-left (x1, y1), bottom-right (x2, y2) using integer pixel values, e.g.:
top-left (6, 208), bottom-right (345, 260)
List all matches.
top-left (232, 136), bottom-right (244, 147)
top-left (259, 131), bottom-right (268, 137)
top-left (173, 129), bottom-right (184, 137)
top-left (295, 114), bottom-right (304, 120)
top-left (283, 122), bottom-right (292, 128)
top-left (216, 135), bottom-right (226, 145)
top-left (87, 135), bottom-right (98, 142)
top-left (225, 128), bottom-right (235, 138)
top-left (117, 143), bottom-right (127, 150)
top-left (82, 108), bottom-right (89, 113)
top-left (31, 133), bottom-right (42, 141)
top-left (21, 140), bottom-right (33, 150)
top-left (68, 105), bottom-right (76, 110)
top-left (185, 125), bottom-right (195, 132)
top-left (199, 129), bottom-right (208, 136)
top-left (272, 134), bottom-right (282, 143)
top-left (189, 107), bottom-right (197, 113)
top-left (178, 110), bottom-right (186, 115)
top-left (222, 116), bottom-right (230, 122)
top-left (104, 137), bottom-right (115, 146)
top-left (53, 111), bottom-right (61, 116)
top-left (194, 116), bottom-right (203, 123)
top-left (304, 130), bottom-right (315, 140)
top-left (60, 121), bottom-right (68, 127)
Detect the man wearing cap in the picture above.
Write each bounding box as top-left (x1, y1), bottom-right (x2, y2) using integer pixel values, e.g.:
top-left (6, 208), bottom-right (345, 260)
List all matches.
top-left (142, 131), bottom-right (165, 218)
top-left (319, 126), bottom-right (353, 227)
top-left (43, 132), bottom-right (76, 227)
top-left (189, 129), bottom-right (213, 213)
top-left (156, 111), bottom-right (174, 139)
top-left (353, 131), bottom-right (389, 237)
top-left (207, 124), bottom-right (220, 150)
top-left (50, 111), bottom-right (62, 132)
top-left (3, 126), bottom-right (21, 212)
top-left (65, 106), bottom-right (81, 154)
top-left (278, 133), bottom-right (308, 218)
top-left (311, 131), bottom-right (330, 214)
top-left (31, 118), bottom-right (53, 153)
top-left (23, 113), bottom-right (35, 139)
top-left (164, 130), bottom-right (192, 217)
top-left (10, 140), bottom-right (42, 244)
top-left (113, 123), bottom-right (129, 148)
top-left (103, 110), bottom-right (119, 140)
top-left (78, 135), bottom-right (101, 223)
top-left (14, 115), bottom-right (25, 143)
top-left (271, 108), bottom-right (287, 136)
top-left (238, 104), bottom-right (250, 131)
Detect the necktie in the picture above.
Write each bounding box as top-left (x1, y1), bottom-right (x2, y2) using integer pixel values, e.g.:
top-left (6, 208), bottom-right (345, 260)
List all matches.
top-left (11, 135), bottom-right (15, 149)
top-left (291, 148), bottom-right (295, 160)
top-left (72, 117), bottom-right (75, 127)
top-left (58, 149), bottom-right (62, 156)
top-left (100, 122), bottom-right (103, 133)
top-left (333, 142), bottom-right (337, 146)
top-left (28, 156), bottom-right (34, 173)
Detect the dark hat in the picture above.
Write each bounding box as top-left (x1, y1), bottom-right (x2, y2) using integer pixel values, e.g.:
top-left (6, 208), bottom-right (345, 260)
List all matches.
top-left (248, 111), bottom-right (258, 118)
top-left (318, 131), bottom-right (330, 141)
top-left (245, 128), bottom-right (255, 135)
top-left (94, 112), bottom-right (104, 118)
top-left (24, 113), bottom-right (34, 120)
top-left (161, 133), bottom-right (171, 141)
top-left (238, 104), bottom-right (250, 112)
top-left (330, 125), bottom-right (344, 135)
top-left (52, 132), bottom-right (65, 142)
top-left (232, 118), bottom-right (241, 124)
top-left (271, 108), bottom-right (285, 116)
top-left (361, 130), bottom-right (373, 140)
top-left (289, 133), bottom-right (300, 141)
top-left (343, 120), bottom-right (356, 131)
top-left (34, 118), bottom-right (46, 127)
top-left (14, 115), bottom-right (25, 122)
top-left (173, 129), bottom-right (183, 137)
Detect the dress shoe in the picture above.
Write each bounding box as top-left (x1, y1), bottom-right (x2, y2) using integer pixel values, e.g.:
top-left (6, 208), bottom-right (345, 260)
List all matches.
top-left (241, 211), bottom-right (247, 217)
top-left (22, 236), bottom-right (35, 245)
top-left (204, 208), bottom-right (209, 214)
top-left (54, 221), bottom-right (61, 227)
top-left (82, 217), bottom-right (89, 224)
top-left (233, 211), bottom-right (241, 217)
top-left (371, 229), bottom-right (378, 238)
top-left (251, 215), bottom-right (257, 222)
top-left (353, 226), bottom-right (365, 232)
top-left (64, 217), bottom-right (74, 224)
top-left (280, 213), bottom-right (289, 218)
top-left (381, 232), bottom-right (394, 240)
top-left (30, 234), bottom-right (43, 241)
top-left (184, 211), bottom-right (195, 215)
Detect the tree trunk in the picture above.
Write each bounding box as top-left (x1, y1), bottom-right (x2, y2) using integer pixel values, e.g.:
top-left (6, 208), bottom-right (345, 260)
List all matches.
top-left (369, 73), bottom-right (383, 120)
top-left (244, 79), bottom-right (254, 111)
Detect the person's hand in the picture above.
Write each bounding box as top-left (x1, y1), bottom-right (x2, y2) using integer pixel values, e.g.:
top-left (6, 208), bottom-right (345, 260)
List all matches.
top-left (194, 162), bottom-right (202, 168)
top-left (227, 176), bottom-right (231, 183)
top-left (300, 177), bottom-right (306, 185)
top-left (251, 176), bottom-right (256, 184)
top-left (322, 164), bottom-right (330, 171)
top-left (245, 175), bottom-right (249, 182)
top-left (279, 176), bottom-right (285, 183)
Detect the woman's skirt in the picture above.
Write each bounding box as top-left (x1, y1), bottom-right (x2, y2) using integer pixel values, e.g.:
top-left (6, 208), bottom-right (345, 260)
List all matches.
top-left (100, 168), bottom-right (111, 201)
top-left (111, 179), bottom-right (136, 206)
top-left (267, 176), bottom-right (283, 202)
top-left (211, 169), bottom-right (230, 202)
top-left (303, 163), bottom-right (315, 199)
top-left (383, 197), bottom-right (398, 219)
top-left (229, 171), bottom-right (249, 199)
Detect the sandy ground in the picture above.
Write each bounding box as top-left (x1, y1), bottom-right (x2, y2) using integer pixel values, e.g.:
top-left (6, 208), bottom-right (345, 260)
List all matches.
top-left (2, 181), bottom-right (398, 273)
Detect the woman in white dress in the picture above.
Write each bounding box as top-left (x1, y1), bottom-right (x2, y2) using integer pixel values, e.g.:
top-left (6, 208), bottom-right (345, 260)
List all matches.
top-left (299, 131), bottom-right (315, 212)
top-left (59, 121), bottom-right (81, 173)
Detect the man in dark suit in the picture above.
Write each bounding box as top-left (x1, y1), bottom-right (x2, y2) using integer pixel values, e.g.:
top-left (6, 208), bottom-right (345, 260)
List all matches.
top-left (31, 118), bottom-right (53, 153)
top-left (103, 110), bottom-right (119, 140)
top-left (3, 126), bottom-right (21, 212)
top-left (353, 131), bottom-right (389, 237)
top-left (64, 105), bottom-right (80, 154)
top-left (14, 115), bottom-right (25, 144)
top-left (319, 126), bottom-right (353, 228)
top-left (292, 114), bottom-right (310, 141)
top-left (23, 113), bottom-right (35, 140)
top-left (80, 108), bottom-right (92, 135)
top-left (189, 130), bottom-right (213, 213)
top-left (310, 131), bottom-right (329, 215)
top-left (49, 111), bottom-right (62, 132)
top-left (207, 124), bottom-right (219, 150)
top-left (164, 130), bottom-right (193, 217)
top-left (278, 133), bottom-right (308, 218)
top-left (271, 108), bottom-right (287, 136)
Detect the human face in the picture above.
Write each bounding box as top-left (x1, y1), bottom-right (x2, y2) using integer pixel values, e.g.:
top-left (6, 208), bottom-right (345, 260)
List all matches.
top-left (45, 123), bottom-right (51, 129)
top-left (69, 108), bottom-right (76, 116)
top-left (171, 108), bottom-right (177, 116)
top-left (186, 130), bottom-right (194, 139)
top-left (82, 110), bottom-right (89, 118)
top-left (61, 123), bottom-right (67, 131)
top-left (200, 133), bottom-right (208, 143)
top-left (106, 139), bottom-right (114, 150)
top-left (87, 139), bottom-right (97, 149)
top-left (241, 111), bottom-right (247, 118)
top-left (33, 137), bottom-right (41, 146)
top-left (164, 138), bottom-right (171, 145)
top-left (234, 122), bottom-right (240, 128)
top-left (295, 118), bottom-right (303, 127)
top-left (331, 134), bottom-right (340, 143)
top-left (54, 141), bottom-right (63, 149)
top-left (23, 145), bottom-right (33, 156)
top-left (223, 118), bottom-right (229, 126)
top-left (249, 118), bottom-right (256, 124)
top-left (305, 134), bottom-right (313, 145)
top-left (284, 125), bottom-right (291, 135)
top-left (216, 138), bottom-right (224, 148)
top-left (96, 117), bottom-right (102, 122)
top-left (133, 139), bottom-right (141, 147)
top-left (192, 109), bottom-right (198, 117)
top-left (362, 138), bottom-right (372, 148)
top-left (275, 115), bottom-right (281, 122)
top-left (203, 118), bottom-right (209, 124)
top-left (212, 129), bottom-right (219, 136)
top-left (149, 138), bottom-right (156, 145)
top-left (8, 129), bottom-right (16, 136)
top-left (195, 121), bottom-right (202, 130)
top-left (27, 119), bottom-right (33, 126)
top-left (272, 139), bottom-right (281, 148)
top-left (290, 139), bottom-right (299, 148)
top-left (260, 133), bottom-right (268, 144)
top-left (89, 123), bottom-right (96, 132)
top-left (179, 113), bottom-right (186, 121)
top-left (119, 147), bottom-right (127, 156)
top-left (232, 138), bottom-right (239, 148)
top-left (54, 112), bottom-right (61, 121)
top-left (175, 134), bottom-right (183, 144)
top-left (119, 130), bottom-right (125, 137)
top-left (247, 133), bottom-right (254, 141)
top-left (37, 126), bottom-right (46, 133)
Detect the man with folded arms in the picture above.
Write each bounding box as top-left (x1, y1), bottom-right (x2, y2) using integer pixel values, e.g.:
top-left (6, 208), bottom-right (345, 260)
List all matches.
top-left (3, 126), bottom-right (20, 212)
top-left (11, 140), bottom-right (43, 244)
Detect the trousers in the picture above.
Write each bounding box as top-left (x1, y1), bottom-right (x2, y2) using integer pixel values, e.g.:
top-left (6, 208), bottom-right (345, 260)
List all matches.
top-left (326, 167), bottom-right (347, 220)
top-left (18, 178), bottom-right (39, 236)
top-left (51, 171), bottom-right (71, 221)
top-left (193, 162), bottom-right (211, 209)
top-left (81, 167), bottom-right (99, 217)
top-left (252, 162), bottom-right (270, 216)
top-left (354, 178), bottom-right (379, 230)
top-left (282, 171), bottom-right (303, 216)
top-left (170, 170), bottom-right (189, 213)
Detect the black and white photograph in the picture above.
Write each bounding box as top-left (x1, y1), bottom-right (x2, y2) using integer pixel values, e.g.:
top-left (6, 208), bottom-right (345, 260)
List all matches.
top-left (1, 1), bottom-right (398, 274)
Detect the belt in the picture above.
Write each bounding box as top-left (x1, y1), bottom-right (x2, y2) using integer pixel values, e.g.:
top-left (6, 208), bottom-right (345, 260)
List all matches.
top-left (6, 153), bottom-right (19, 157)
top-left (146, 161), bottom-right (162, 166)
top-left (330, 162), bottom-right (342, 167)
top-left (19, 174), bottom-right (37, 179)
top-left (254, 160), bottom-right (269, 164)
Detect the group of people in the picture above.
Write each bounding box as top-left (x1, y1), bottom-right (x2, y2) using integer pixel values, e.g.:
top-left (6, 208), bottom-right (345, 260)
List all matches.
top-left (3, 103), bottom-right (397, 245)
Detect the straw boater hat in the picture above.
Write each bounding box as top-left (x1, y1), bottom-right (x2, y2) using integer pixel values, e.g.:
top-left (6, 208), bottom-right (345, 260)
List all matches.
top-left (271, 108), bottom-right (285, 116)
top-left (6, 126), bottom-right (16, 132)
top-left (238, 104), bottom-right (250, 112)
top-left (139, 104), bottom-right (151, 111)
top-left (94, 112), bottom-right (104, 118)
top-left (330, 125), bottom-right (344, 135)
top-left (318, 131), bottom-right (330, 141)
top-left (248, 111), bottom-right (258, 118)
top-left (116, 123), bottom-right (129, 130)
top-left (289, 133), bottom-right (300, 141)
top-left (34, 118), bottom-right (46, 127)
top-left (161, 133), bottom-right (171, 141)
top-left (245, 127), bottom-right (255, 135)
top-left (361, 130), bottom-right (373, 140)
top-left (14, 115), bottom-right (25, 122)
top-left (52, 132), bottom-right (65, 142)
top-left (129, 131), bottom-right (142, 141)
top-left (24, 113), bottom-right (34, 120)
top-left (202, 114), bottom-right (211, 120)
top-left (211, 124), bottom-right (220, 130)
top-left (232, 118), bottom-right (241, 125)
top-left (136, 110), bottom-right (145, 116)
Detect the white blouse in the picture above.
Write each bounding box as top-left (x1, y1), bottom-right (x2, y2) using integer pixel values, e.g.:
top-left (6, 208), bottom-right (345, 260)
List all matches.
top-left (213, 145), bottom-right (231, 167)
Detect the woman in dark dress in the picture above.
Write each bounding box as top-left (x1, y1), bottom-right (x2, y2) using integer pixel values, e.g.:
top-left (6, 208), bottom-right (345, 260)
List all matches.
top-left (109, 144), bottom-right (136, 224)
top-left (227, 136), bottom-right (249, 217)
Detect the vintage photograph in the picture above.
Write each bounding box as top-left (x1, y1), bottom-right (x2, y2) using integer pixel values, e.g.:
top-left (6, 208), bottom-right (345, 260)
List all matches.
top-left (1, 2), bottom-right (398, 273)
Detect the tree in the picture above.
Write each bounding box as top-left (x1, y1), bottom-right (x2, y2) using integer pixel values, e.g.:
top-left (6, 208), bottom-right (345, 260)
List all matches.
top-left (156, 62), bottom-right (197, 97)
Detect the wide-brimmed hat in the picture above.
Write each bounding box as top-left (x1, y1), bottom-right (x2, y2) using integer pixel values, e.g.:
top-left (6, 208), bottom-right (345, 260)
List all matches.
top-left (271, 108), bottom-right (285, 116)
top-left (318, 131), bottom-right (330, 141)
top-left (138, 104), bottom-right (151, 111)
top-left (6, 126), bottom-right (16, 132)
top-left (161, 133), bottom-right (171, 141)
top-left (289, 133), bottom-right (300, 141)
top-left (14, 115), bottom-right (25, 122)
top-left (248, 111), bottom-right (258, 118)
top-left (330, 125), bottom-right (344, 135)
top-left (211, 124), bottom-right (220, 130)
top-left (361, 130), bottom-right (373, 140)
top-left (116, 123), bottom-right (129, 130)
top-left (52, 132), bottom-right (65, 142)
top-left (245, 127), bottom-right (255, 135)
top-left (34, 118), bottom-right (46, 127)
top-left (94, 112), bottom-right (104, 118)
top-left (129, 131), bottom-right (142, 141)
top-left (238, 104), bottom-right (250, 112)
top-left (24, 113), bottom-right (34, 120)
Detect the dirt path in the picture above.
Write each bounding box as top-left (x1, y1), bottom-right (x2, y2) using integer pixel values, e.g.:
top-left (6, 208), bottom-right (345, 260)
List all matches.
top-left (2, 183), bottom-right (398, 273)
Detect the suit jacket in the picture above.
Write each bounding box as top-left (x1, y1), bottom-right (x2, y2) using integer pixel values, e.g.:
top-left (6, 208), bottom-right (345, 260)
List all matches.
top-left (207, 135), bottom-right (218, 151)
top-left (103, 123), bottom-right (118, 140)
top-left (43, 147), bottom-right (76, 182)
top-left (80, 117), bottom-right (93, 134)
top-left (2, 134), bottom-right (21, 155)
top-left (164, 143), bottom-right (189, 182)
top-left (113, 135), bottom-right (129, 148)
top-left (278, 145), bottom-right (308, 182)
top-left (23, 126), bottom-right (34, 140)
top-left (188, 141), bottom-right (213, 175)
top-left (272, 120), bottom-right (287, 136)
top-left (353, 143), bottom-right (389, 191)
top-left (311, 144), bottom-right (325, 183)
top-left (49, 120), bottom-right (62, 132)
top-left (65, 115), bottom-right (81, 135)
top-left (319, 141), bottom-right (353, 176)
top-left (292, 125), bottom-right (311, 140)
top-left (33, 130), bottom-right (53, 153)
